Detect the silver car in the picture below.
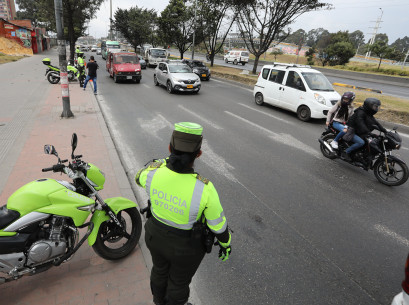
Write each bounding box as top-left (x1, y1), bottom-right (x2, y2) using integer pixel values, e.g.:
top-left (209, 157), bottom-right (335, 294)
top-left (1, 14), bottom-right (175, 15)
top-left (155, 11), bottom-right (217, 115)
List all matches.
top-left (154, 61), bottom-right (201, 94)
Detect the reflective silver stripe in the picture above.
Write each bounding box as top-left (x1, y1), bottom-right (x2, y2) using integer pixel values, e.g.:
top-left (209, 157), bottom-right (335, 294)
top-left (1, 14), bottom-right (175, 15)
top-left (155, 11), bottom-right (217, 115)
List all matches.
top-left (152, 210), bottom-right (193, 230)
top-left (188, 180), bottom-right (205, 225)
top-left (146, 169), bottom-right (157, 196)
top-left (4, 212), bottom-right (50, 232)
top-left (209, 220), bottom-right (227, 234)
top-left (207, 211), bottom-right (225, 226)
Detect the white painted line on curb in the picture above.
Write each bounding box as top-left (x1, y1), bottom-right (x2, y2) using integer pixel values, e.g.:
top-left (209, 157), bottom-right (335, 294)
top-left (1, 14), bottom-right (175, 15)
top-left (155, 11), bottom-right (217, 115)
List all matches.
top-left (225, 111), bottom-right (320, 158)
top-left (374, 224), bottom-right (409, 247)
top-left (178, 105), bottom-right (223, 130)
top-left (238, 103), bottom-right (295, 125)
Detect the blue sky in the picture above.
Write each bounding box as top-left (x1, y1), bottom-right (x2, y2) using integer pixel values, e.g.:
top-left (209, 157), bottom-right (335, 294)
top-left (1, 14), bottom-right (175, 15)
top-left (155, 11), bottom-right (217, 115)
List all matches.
top-left (88, 0), bottom-right (408, 45)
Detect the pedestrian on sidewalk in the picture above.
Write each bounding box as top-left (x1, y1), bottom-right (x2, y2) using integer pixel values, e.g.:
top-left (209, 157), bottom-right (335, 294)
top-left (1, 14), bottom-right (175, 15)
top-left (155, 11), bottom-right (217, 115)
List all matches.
top-left (135, 122), bottom-right (232, 305)
top-left (83, 55), bottom-right (98, 94)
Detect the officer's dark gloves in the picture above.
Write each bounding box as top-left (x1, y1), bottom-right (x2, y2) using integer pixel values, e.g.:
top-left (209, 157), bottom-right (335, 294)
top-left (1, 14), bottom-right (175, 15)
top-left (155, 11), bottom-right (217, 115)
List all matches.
top-left (380, 126), bottom-right (387, 134)
top-left (215, 240), bottom-right (231, 262)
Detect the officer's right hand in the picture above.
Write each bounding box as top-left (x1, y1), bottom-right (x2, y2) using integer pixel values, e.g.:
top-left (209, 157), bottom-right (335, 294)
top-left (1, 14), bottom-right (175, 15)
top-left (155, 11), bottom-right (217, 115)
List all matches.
top-left (215, 241), bottom-right (231, 262)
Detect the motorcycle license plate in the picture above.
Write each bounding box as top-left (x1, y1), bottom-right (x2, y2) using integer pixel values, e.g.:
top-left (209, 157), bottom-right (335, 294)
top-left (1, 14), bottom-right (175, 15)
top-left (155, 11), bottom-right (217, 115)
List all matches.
top-left (126, 76), bottom-right (132, 80)
top-left (201, 74), bottom-right (206, 77)
top-left (187, 85), bottom-right (193, 89)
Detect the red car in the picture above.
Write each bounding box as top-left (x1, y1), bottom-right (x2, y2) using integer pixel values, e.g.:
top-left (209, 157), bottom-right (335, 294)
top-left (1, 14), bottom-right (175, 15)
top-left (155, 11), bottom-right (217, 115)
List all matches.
top-left (106, 52), bottom-right (142, 83)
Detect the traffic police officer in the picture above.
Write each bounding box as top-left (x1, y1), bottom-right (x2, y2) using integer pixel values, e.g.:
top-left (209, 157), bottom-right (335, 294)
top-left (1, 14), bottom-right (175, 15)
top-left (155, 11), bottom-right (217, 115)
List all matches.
top-left (135, 122), bottom-right (231, 305)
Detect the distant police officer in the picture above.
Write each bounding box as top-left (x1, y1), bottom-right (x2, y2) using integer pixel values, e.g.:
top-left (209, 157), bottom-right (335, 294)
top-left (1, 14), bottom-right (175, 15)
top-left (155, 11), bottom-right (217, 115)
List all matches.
top-left (135, 122), bottom-right (231, 305)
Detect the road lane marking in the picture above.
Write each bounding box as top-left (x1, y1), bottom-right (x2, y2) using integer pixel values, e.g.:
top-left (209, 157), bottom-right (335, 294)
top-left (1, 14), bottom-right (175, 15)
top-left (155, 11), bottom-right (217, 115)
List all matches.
top-left (210, 78), bottom-right (253, 93)
top-left (143, 84), bottom-right (151, 89)
top-left (200, 140), bottom-right (238, 183)
top-left (225, 111), bottom-right (320, 158)
top-left (178, 105), bottom-right (223, 130)
top-left (238, 103), bottom-right (295, 125)
top-left (374, 224), bottom-right (409, 247)
top-left (137, 114), bottom-right (172, 140)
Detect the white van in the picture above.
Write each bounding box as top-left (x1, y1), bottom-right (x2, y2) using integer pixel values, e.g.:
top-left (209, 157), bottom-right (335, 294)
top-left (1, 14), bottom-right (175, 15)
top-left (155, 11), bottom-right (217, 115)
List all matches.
top-left (224, 50), bottom-right (249, 65)
top-left (253, 63), bottom-right (341, 121)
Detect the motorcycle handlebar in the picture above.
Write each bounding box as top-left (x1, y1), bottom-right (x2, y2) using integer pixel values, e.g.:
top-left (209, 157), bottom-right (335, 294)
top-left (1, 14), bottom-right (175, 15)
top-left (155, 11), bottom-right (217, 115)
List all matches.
top-left (42, 164), bottom-right (66, 172)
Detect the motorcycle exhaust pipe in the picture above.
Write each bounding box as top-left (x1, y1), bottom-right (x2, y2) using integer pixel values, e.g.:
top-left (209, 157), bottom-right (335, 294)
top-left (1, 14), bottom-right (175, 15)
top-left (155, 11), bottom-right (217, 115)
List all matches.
top-left (318, 138), bottom-right (334, 153)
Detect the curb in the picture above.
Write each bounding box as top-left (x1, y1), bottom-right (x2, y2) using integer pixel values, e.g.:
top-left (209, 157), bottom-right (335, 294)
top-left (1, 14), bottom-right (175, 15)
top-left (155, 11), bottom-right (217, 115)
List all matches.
top-left (333, 82), bottom-right (383, 94)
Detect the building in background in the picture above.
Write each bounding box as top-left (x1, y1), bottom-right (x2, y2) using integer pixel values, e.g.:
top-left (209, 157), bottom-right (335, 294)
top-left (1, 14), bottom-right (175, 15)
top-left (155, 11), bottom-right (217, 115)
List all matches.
top-left (0, 0), bottom-right (16, 20)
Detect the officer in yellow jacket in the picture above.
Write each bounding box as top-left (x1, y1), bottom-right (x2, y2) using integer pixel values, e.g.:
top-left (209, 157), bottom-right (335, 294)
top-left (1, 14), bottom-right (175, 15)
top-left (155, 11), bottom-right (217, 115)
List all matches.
top-left (135, 122), bottom-right (231, 305)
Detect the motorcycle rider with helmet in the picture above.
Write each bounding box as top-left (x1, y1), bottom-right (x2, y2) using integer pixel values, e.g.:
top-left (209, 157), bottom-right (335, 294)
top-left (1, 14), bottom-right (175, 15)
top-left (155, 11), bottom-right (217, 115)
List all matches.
top-left (343, 97), bottom-right (387, 162)
top-left (326, 91), bottom-right (355, 150)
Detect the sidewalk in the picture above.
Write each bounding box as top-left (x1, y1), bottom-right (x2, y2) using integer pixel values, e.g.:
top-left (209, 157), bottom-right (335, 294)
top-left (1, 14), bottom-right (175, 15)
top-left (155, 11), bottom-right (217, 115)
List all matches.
top-left (0, 80), bottom-right (152, 304)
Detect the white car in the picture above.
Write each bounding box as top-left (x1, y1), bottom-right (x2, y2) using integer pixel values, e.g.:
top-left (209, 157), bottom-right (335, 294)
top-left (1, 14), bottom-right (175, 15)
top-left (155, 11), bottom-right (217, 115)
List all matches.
top-left (253, 63), bottom-right (340, 121)
top-left (91, 45), bottom-right (98, 52)
top-left (224, 50), bottom-right (249, 65)
top-left (154, 61), bottom-right (201, 94)
top-left (96, 48), bottom-right (101, 55)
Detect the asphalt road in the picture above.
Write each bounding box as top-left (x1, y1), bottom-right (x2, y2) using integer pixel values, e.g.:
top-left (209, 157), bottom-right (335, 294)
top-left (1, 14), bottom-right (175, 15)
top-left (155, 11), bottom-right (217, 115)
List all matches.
top-left (170, 50), bottom-right (409, 100)
top-left (89, 50), bottom-right (409, 305)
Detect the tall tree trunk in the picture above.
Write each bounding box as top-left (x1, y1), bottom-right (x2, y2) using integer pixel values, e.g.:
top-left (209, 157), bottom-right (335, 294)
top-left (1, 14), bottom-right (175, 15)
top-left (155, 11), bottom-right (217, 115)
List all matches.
top-left (252, 55), bottom-right (260, 75)
top-left (378, 57), bottom-right (382, 70)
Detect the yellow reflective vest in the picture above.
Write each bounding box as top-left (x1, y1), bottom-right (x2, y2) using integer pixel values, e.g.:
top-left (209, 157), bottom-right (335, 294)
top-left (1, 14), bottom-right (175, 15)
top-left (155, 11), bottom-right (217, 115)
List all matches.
top-left (135, 159), bottom-right (228, 234)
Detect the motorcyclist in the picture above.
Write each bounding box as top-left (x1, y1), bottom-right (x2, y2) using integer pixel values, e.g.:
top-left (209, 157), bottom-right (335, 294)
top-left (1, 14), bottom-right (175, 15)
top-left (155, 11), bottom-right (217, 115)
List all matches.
top-left (326, 91), bottom-right (355, 149)
top-left (343, 97), bottom-right (387, 161)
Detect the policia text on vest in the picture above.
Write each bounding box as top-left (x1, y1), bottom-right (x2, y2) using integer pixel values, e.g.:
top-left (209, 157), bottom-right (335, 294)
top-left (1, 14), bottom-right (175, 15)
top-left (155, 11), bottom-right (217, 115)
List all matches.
top-left (135, 122), bottom-right (232, 305)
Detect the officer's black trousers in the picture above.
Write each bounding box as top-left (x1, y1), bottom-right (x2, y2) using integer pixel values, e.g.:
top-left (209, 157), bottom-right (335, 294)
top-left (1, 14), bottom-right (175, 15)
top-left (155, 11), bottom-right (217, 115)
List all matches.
top-left (145, 218), bottom-right (205, 305)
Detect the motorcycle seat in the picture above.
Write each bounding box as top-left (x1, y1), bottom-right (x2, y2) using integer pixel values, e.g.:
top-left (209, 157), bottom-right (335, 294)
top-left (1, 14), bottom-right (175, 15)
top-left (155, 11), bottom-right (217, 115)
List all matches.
top-left (0, 206), bottom-right (20, 230)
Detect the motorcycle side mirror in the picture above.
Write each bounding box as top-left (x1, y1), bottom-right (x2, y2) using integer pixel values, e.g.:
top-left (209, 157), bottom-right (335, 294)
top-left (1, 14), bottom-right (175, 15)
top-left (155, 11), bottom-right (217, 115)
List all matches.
top-left (71, 133), bottom-right (78, 158)
top-left (44, 145), bottom-right (58, 157)
top-left (393, 126), bottom-right (398, 131)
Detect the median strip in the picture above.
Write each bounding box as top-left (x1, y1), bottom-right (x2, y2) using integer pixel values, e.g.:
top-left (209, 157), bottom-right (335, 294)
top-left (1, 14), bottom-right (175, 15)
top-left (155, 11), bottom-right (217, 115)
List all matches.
top-left (332, 82), bottom-right (382, 94)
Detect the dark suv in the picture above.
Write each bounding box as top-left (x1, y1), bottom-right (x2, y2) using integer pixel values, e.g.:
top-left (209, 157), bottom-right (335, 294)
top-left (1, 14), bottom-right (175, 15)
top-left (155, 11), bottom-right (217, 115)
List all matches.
top-left (183, 60), bottom-right (211, 81)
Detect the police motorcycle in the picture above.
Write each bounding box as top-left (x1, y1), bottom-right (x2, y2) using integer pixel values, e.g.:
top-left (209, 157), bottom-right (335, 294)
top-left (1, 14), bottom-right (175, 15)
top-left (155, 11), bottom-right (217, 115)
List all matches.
top-left (42, 58), bottom-right (78, 84)
top-left (0, 133), bottom-right (142, 284)
top-left (319, 123), bottom-right (409, 186)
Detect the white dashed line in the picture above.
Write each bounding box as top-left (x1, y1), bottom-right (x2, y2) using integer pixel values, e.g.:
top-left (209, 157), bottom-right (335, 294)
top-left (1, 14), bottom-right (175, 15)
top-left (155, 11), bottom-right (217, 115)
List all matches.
top-left (374, 224), bottom-right (409, 247)
top-left (178, 105), bottom-right (223, 130)
top-left (238, 103), bottom-right (295, 125)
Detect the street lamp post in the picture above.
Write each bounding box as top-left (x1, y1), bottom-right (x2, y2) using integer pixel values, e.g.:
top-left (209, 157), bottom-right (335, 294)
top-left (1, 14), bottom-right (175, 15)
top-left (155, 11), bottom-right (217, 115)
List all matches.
top-left (191, 0), bottom-right (197, 60)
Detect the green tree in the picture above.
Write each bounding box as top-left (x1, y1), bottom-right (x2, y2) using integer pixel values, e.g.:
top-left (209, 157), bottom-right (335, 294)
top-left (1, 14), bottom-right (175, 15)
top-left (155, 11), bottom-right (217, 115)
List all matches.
top-left (348, 30), bottom-right (365, 49)
top-left (374, 33), bottom-right (388, 44)
top-left (306, 27), bottom-right (329, 47)
top-left (114, 7), bottom-right (157, 53)
top-left (270, 48), bottom-right (283, 61)
top-left (236, 0), bottom-right (331, 74)
top-left (316, 31), bottom-right (355, 66)
top-left (285, 29), bottom-right (306, 45)
top-left (391, 36), bottom-right (409, 53)
top-left (367, 40), bottom-right (393, 70)
top-left (196, 0), bottom-right (237, 66)
top-left (158, 0), bottom-right (195, 59)
top-left (16, 0), bottom-right (103, 61)
top-left (305, 47), bottom-right (316, 65)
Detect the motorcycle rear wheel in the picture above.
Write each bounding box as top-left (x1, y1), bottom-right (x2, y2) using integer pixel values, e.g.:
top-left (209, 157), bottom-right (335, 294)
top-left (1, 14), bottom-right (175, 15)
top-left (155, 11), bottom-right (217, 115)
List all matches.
top-left (92, 207), bottom-right (142, 260)
top-left (320, 134), bottom-right (337, 159)
top-left (373, 158), bottom-right (409, 186)
top-left (47, 73), bottom-right (60, 84)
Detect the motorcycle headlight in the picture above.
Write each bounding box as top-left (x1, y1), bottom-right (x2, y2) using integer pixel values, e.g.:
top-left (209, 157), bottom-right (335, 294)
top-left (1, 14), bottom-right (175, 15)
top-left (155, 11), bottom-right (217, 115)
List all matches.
top-left (314, 93), bottom-right (326, 105)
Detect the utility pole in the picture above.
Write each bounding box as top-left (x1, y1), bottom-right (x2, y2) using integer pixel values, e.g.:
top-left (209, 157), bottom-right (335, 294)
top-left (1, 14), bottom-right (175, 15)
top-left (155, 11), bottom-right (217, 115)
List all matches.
top-left (191, 0), bottom-right (197, 60)
top-left (365, 8), bottom-right (383, 59)
top-left (402, 49), bottom-right (409, 70)
top-left (54, 0), bottom-right (73, 118)
top-left (109, 0), bottom-right (112, 40)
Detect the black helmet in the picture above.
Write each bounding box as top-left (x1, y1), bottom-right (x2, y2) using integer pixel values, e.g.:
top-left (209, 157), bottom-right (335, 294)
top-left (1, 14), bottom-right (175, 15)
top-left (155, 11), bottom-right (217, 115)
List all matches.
top-left (77, 52), bottom-right (84, 58)
top-left (363, 98), bottom-right (381, 115)
top-left (341, 91), bottom-right (355, 105)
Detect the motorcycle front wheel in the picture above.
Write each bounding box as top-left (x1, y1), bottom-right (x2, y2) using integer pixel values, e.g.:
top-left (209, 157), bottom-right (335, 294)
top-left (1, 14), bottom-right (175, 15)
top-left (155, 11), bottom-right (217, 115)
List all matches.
top-left (319, 134), bottom-right (337, 159)
top-left (47, 73), bottom-right (60, 84)
top-left (373, 158), bottom-right (409, 186)
top-left (93, 207), bottom-right (142, 260)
